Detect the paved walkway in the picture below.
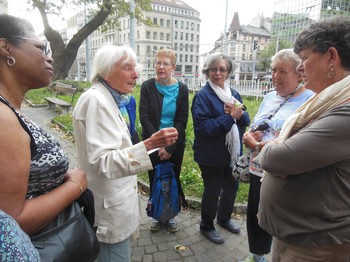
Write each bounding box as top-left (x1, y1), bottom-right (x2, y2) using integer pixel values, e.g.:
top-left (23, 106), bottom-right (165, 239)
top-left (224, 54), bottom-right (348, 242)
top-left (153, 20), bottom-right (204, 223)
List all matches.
top-left (22, 103), bottom-right (272, 262)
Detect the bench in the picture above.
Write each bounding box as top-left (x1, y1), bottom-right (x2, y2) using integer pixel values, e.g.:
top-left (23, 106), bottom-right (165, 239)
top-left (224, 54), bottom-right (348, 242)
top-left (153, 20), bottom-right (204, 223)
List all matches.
top-left (45, 82), bottom-right (77, 114)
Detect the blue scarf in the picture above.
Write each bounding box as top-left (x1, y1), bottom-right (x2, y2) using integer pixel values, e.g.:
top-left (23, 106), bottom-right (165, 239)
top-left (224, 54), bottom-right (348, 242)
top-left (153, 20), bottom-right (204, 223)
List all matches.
top-left (155, 81), bottom-right (179, 129)
top-left (99, 78), bottom-right (131, 134)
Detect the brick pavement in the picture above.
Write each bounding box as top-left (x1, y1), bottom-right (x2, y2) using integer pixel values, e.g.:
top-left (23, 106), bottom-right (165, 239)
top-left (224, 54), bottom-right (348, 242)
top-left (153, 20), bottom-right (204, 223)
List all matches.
top-left (22, 103), bottom-right (272, 262)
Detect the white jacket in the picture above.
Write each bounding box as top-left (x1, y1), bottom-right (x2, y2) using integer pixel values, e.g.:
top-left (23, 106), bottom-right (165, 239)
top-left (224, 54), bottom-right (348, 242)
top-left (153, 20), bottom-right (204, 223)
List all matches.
top-left (73, 83), bottom-right (153, 243)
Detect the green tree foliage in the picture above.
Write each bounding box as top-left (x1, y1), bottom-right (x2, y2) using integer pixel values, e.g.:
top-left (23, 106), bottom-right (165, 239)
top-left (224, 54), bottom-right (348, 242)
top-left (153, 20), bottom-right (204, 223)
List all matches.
top-left (257, 38), bottom-right (293, 72)
top-left (28, 0), bottom-right (152, 81)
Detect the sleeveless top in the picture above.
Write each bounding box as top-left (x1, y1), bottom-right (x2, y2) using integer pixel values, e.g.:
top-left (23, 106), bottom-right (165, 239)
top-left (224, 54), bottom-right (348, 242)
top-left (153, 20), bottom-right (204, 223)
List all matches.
top-left (0, 96), bottom-right (69, 199)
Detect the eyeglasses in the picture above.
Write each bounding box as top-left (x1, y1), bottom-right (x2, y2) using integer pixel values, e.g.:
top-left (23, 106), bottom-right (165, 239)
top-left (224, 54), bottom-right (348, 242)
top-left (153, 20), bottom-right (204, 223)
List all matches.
top-left (209, 67), bottom-right (228, 73)
top-left (155, 61), bottom-right (172, 67)
top-left (13, 36), bottom-right (51, 56)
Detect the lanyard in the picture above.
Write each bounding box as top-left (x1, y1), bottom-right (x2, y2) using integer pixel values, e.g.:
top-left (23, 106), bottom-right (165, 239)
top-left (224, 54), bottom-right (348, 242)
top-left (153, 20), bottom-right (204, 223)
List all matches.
top-left (268, 83), bottom-right (303, 120)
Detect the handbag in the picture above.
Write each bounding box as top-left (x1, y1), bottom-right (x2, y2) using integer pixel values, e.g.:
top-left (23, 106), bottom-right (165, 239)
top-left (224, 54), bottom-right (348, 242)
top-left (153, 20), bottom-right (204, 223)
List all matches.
top-left (30, 201), bottom-right (100, 262)
top-left (232, 151), bottom-right (250, 183)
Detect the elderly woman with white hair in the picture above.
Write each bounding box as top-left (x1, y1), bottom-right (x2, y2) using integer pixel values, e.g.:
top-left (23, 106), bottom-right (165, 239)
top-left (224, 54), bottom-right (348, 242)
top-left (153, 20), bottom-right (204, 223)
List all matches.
top-left (239, 49), bottom-right (314, 262)
top-left (72, 44), bottom-right (178, 262)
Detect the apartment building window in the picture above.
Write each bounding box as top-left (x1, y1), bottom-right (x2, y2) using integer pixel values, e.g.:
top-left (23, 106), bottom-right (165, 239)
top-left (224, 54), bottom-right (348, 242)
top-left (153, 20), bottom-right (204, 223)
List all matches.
top-left (166, 33), bottom-right (170, 41)
top-left (174, 31), bottom-right (178, 40)
top-left (186, 22), bottom-right (189, 30)
top-left (191, 34), bottom-right (194, 41)
top-left (190, 55), bottom-right (193, 62)
top-left (146, 45), bottom-right (150, 53)
top-left (123, 20), bottom-right (125, 29)
top-left (146, 31), bottom-right (151, 39)
top-left (185, 65), bottom-right (192, 73)
top-left (185, 55), bottom-right (188, 62)
top-left (197, 24), bottom-right (200, 32)
top-left (179, 54), bottom-right (183, 62)
top-left (174, 43), bottom-right (178, 50)
top-left (153, 17), bottom-right (157, 25)
top-left (137, 45), bottom-right (140, 55)
top-left (191, 23), bottom-right (194, 30)
top-left (153, 32), bottom-right (157, 40)
top-left (180, 20), bottom-right (183, 29)
top-left (185, 33), bottom-right (188, 41)
top-left (174, 20), bottom-right (178, 28)
top-left (167, 20), bottom-right (171, 27)
top-left (160, 18), bottom-right (164, 27)
top-left (137, 31), bottom-right (140, 40)
top-left (160, 33), bottom-right (164, 40)
top-left (180, 32), bottom-right (183, 40)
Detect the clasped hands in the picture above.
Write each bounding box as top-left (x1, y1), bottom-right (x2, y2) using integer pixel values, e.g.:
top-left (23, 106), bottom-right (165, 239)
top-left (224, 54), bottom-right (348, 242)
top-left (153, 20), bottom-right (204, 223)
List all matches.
top-left (224, 102), bottom-right (244, 119)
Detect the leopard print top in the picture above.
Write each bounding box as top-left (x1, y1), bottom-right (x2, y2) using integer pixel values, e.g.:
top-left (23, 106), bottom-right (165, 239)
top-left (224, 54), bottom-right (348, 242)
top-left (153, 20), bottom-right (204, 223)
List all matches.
top-left (0, 96), bottom-right (69, 199)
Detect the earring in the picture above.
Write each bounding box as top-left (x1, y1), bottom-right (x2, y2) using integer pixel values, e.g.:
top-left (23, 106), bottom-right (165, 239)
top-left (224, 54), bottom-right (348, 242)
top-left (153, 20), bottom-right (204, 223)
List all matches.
top-left (327, 68), bottom-right (336, 79)
top-left (7, 56), bottom-right (16, 67)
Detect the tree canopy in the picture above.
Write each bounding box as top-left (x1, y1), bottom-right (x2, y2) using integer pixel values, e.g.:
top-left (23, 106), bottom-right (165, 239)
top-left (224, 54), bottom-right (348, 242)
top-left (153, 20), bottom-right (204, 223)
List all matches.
top-left (257, 38), bottom-right (293, 72)
top-left (27, 0), bottom-right (152, 81)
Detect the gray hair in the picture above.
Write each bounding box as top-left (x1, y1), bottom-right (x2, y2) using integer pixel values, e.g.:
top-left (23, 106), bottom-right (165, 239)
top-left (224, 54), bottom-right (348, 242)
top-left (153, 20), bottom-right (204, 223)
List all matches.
top-left (294, 15), bottom-right (350, 70)
top-left (0, 14), bottom-right (35, 46)
top-left (271, 49), bottom-right (301, 70)
top-left (90, 44), bottom-right (139, 83)
top-left (202, 52), bottom-right (233, 79)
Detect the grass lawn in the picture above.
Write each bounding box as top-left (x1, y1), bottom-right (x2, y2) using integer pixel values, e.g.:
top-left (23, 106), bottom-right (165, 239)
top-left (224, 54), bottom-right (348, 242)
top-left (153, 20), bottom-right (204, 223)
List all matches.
top-left (25, 84), bottom-right (262, 205)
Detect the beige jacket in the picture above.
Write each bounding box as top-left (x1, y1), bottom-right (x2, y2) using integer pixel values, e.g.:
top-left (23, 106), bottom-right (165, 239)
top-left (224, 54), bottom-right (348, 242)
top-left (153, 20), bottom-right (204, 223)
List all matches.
top-left (73, 83), bottom-right (152, 243)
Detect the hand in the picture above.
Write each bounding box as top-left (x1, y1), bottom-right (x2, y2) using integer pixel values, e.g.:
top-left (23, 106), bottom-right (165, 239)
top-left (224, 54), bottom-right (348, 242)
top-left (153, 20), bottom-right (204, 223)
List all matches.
top-left (64, 168), bottom-right (88, 193)
top-left (158, 148), bottom-right (172, 161)
top-left (224, 102), bottom-right (243, 119)
top-left (242, 132), bottom-right (257, 149)
top-left (144, 127), bottom-right (178, 151)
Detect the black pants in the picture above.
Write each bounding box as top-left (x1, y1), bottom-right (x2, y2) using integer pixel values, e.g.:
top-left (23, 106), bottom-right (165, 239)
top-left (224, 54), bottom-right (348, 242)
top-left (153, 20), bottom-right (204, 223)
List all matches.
top-left (247, 173), bottom-right (272, 254)
top-left (199, 164), bottom-right (239, 231)
top-left (148, 143), bottom-right (187, 208)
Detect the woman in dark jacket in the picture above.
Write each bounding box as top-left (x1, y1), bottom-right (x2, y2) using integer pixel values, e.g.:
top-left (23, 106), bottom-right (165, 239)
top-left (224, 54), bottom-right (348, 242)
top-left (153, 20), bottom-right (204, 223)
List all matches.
top-left (140, 48), bottom-right (189, 232)
top-left (191, 53), bottom-right (250, 244)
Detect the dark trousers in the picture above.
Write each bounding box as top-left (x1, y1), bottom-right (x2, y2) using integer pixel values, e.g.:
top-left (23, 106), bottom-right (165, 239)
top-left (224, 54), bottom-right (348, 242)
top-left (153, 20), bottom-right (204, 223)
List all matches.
top-left (247, 173), bottom-right (272, 254)
top-left (148, 143), bottom-right (187, 208)
top-left (199, 164), bottom-right (239, 231)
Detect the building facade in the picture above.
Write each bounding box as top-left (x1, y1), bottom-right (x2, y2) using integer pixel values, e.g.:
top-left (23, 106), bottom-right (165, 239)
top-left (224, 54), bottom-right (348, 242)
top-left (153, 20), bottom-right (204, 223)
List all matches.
top-left (211, 13), bottom-right (272, 80)
top-left (272, 0), bottom-right (350, 47)
top-left (67, 0), bottom-right (201, 82)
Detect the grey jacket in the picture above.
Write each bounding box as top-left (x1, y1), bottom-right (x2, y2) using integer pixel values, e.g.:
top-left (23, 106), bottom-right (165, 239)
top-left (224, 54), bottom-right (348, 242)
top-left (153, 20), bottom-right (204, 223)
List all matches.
top-left (258, 104), bottom-right (350, 247)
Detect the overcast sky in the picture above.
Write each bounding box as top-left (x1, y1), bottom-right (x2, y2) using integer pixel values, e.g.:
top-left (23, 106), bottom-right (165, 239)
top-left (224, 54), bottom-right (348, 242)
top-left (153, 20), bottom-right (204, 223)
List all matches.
top-left (9, 0), bottom-right (274, 54)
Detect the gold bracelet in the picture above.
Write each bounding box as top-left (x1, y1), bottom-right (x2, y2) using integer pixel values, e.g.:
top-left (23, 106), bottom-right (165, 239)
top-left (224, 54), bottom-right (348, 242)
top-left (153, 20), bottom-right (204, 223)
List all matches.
top-left (68, 178), bottom-right (83, 197)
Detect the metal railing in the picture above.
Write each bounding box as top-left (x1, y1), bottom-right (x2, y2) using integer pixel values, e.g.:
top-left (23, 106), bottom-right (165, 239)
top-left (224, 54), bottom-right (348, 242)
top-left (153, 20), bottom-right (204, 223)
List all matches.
top-left (176, 77), bottom-right (273, 98)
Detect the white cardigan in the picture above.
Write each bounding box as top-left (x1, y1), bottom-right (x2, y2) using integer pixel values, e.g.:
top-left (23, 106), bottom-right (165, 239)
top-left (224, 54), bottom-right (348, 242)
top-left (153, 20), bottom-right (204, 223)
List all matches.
top-left (73, 83), bottom-right (153, 243)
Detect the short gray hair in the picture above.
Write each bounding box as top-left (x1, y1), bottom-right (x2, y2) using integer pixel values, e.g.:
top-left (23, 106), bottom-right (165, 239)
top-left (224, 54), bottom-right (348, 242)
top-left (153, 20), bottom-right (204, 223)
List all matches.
top-left (90, 44), bottom-right (139, 83)
top-left (202, 53), bottom-right (233, 79)
top-left (271, 49), bottom-right (301, 70)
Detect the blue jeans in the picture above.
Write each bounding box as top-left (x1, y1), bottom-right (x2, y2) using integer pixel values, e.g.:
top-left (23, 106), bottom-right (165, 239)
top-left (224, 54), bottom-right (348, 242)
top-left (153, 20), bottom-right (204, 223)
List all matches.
top-left (96, 237), bottom-right (130, 262)
top-left (199, 164), bottom-right (239, 231)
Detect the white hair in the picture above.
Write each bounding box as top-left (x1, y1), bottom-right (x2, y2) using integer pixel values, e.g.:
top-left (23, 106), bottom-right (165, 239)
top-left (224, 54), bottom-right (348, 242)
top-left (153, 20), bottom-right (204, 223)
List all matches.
top-left (90, 44), bottom-right (141, 83)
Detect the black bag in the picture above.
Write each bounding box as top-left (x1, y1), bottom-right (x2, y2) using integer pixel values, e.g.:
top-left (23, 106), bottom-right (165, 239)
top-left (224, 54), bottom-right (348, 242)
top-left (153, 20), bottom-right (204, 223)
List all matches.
top-left (30, 201), bottom-right (100, 262)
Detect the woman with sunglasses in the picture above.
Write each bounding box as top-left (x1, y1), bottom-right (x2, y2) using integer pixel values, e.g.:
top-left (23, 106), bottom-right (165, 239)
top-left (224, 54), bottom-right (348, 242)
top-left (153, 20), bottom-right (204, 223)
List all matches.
top-left (0, 13), bottom-right (87, 258)
top-left (191, 52), bottom-right (250, 244)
